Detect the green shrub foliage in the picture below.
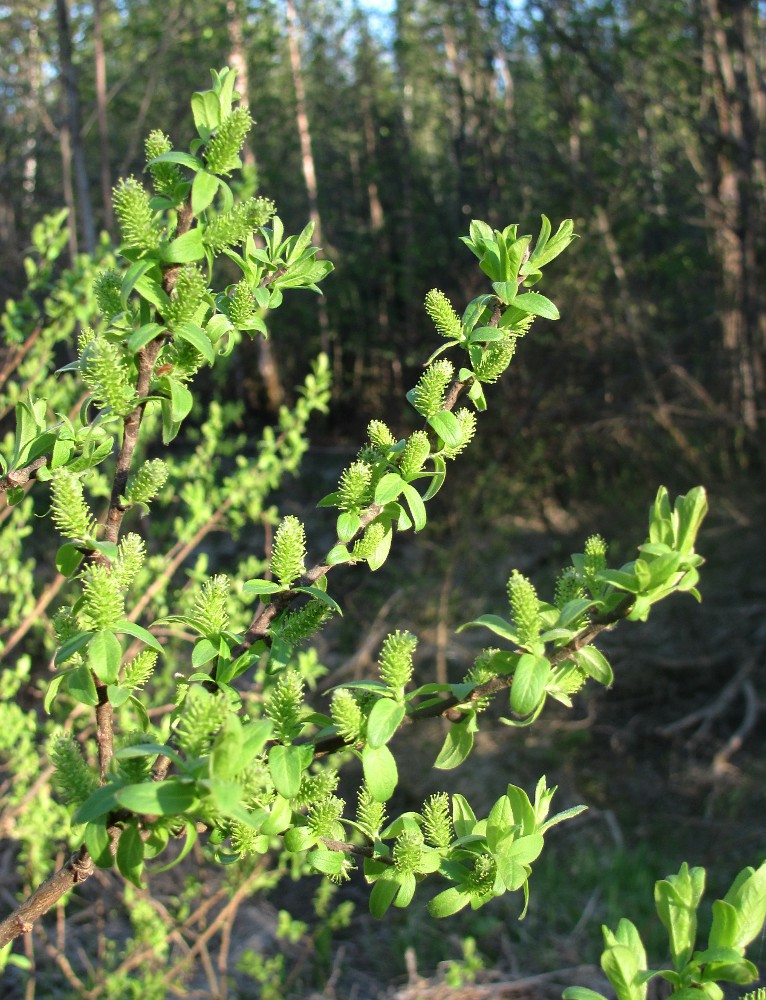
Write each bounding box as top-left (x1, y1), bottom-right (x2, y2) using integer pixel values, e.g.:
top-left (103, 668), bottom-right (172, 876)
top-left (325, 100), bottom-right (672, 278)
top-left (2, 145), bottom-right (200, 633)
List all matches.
top-left (0, 68), bottom-right (762, 994)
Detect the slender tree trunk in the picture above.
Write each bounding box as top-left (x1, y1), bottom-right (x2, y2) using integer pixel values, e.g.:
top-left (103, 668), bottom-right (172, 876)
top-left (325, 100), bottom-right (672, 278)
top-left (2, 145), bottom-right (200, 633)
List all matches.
top-left (285, 0), bottom-right (331, 355)
top-left (59, 124), bottom-right (79, 264)
top-left (55, 0), bottom-right (96, 254)
top-left (698, 0), bottom-right (765, 436)
top-left (93, 0), bottom-right (113, 235)
top-left (227, 0), bottom-right (286, 411)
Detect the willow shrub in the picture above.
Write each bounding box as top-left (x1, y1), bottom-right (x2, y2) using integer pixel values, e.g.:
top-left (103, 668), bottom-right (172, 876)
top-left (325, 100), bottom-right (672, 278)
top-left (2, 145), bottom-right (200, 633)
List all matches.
top-left (0, 68), bottom-right (763, 995)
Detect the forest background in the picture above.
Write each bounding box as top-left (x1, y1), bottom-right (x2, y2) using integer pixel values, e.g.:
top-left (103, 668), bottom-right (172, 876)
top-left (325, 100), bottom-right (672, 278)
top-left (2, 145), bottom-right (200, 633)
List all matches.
top-left (1, 0), bottom-right (765, 997)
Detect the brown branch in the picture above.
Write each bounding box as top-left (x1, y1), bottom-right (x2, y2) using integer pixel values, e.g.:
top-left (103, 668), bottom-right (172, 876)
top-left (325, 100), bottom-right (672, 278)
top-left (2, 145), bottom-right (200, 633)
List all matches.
top-left (0, 846), bottom-right (94, 950)
top-left (0, 457), bottom-right (48, 495)
top-left (312, 594), bottom-right (635, 758)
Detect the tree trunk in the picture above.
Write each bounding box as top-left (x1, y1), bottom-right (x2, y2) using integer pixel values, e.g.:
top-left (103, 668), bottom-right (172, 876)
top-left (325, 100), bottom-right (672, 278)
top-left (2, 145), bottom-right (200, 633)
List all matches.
top-left (55, 0), bottom-right (96, 254)
top-left (285, 0), bottom-right (331, 356)
top-left (698, 0), bottom-right (765, 436)
top-left (227, 0), bottom-right (286, 412)
top-left (93, 0), bottom-right (114, 235)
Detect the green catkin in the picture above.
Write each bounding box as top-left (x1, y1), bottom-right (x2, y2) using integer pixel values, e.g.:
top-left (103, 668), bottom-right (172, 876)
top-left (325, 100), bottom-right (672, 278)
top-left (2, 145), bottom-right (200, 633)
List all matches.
top-left (79, 564), bottom-right (125, 631)
top-left (330, 689), bottom-right (364, 744)
top-left (270, 515), bottom-right (306, 588)
top-left (202, 197), bottom-right (275, 252)
top-left (555, 661), bottom-right (588, 696)
top-left (424, 288), bottom-right (462, 340)
top-left (112, 533), bottom-right (145, 590)
top-left (228, 280), bottom-right (257, 326)
top-left (472, 337), bottom-right (516, 383)
top-left (265, 669), bottom-right (304, 743)
top-left (378, 630), bottom-right (417, 693)
top-left (393, 831), bottom-right (424, 875)
top-left (411, 360), bottom-right (454, 418)
top-left (164, 265), bottom-right (208, 327)
top-left (337, 461), bottom-right (373, 511)
top-left (463, 648), bottom-right (497, 712)
top-left (93, 270), bottom-right (123, 322)
top-left (357, 785), bottom-right (386, 839)
top-left (80, 337), bottom-right (137, 416)
top-left (422, 793), bottom-right (453, 848)
top-left (175, 686), bottom-right (229, 758)
top-left (193, 575), bottom-right (230, 635)
top-left (307, 796), bottom-right (346, 840)
top-left (52, 607), bottom-right (79, 645)
top-left (279, 600), bottom-right (333, 644)
top-left (204, 107), bottom-right (253, 176)
top-left (50, 735), bottom-right (98, 807)
top-left (145, 130), bottom-right (183, 197)
top-left (112, 177), bottom-right (163, 250)
top-left (78, 326), bottom-right (96, 353)
top-left (123, 649), bottom-right (157, 690)
top-left (351, 521), bottom-right (386, 563)
top-left (115, 731), bottom-right (153, 782)
top-left (125, 458), bottom-right (168, 505)
top-left (295, 768), bottom-right (339, 809)
top-left (50, 469), bottom-right (96, 541)
top-left (584, 534), bottom-right (608, 595)
top-left (442, 408), bottom-right (477, 459)
top-left (367, 420), bottom-right (396, 450)
top-left (468, 853), bottom-right (497, 896)
top-left (399, 430), bottom-right (430, 478)
top-left (555, 566), bottom-right (589, 630)
top-left (507, 570), bottom-right (541, 647)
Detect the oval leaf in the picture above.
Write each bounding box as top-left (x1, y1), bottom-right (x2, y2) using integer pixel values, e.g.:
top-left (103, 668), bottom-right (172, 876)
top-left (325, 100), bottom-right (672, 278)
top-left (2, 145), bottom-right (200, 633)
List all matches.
top-left (362, 744), bottom-right (398, 802)
top-left (366, 699), bottom-right (406, 748)
top-left (115, 779), bottom-right (197, 816)
top-left (511, 654), bottom-right (550, 716)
